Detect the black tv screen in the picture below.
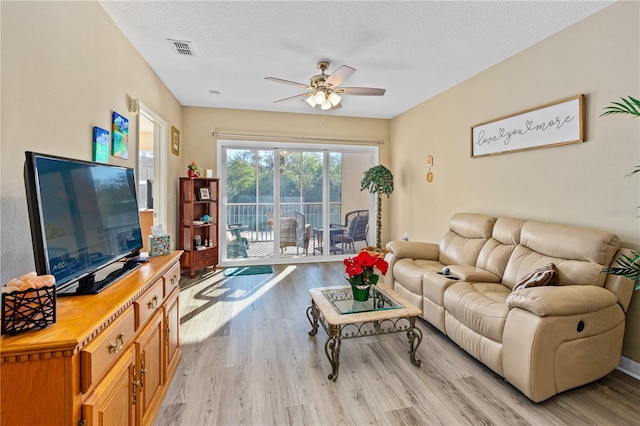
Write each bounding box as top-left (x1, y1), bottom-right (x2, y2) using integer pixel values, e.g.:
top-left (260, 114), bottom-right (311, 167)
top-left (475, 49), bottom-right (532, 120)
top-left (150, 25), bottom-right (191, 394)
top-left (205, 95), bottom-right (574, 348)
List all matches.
top-left (24, 152), bottom-right (144, 294)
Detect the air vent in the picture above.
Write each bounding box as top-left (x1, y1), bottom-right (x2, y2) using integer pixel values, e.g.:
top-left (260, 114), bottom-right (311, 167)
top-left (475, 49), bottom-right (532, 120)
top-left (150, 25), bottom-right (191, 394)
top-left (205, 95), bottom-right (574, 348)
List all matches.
top-left (167, 39), bottom-right (195, 56)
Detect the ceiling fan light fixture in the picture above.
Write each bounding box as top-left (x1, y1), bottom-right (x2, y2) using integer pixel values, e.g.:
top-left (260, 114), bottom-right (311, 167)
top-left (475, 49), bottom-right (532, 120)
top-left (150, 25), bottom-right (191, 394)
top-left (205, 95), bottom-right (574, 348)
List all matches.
top-left (306, 95), bottom-right (317, 108)
top-left (266, 61), bottom-right (386, 112)
top-left (328, 92), bottom-right (341, 106)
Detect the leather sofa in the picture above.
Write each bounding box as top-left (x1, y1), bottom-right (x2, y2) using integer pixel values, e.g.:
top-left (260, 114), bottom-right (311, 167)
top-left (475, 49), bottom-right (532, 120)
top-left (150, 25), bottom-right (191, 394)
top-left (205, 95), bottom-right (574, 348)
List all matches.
top-left (384, 212), bottom-right (635, 402)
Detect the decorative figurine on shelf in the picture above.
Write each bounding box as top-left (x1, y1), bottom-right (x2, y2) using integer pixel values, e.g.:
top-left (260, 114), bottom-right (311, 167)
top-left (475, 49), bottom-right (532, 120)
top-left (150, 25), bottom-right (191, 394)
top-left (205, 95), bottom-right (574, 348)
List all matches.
top-left (201, 214), bottom-right (211, 223)
top-left (187, 161), bottom-right (200, 177)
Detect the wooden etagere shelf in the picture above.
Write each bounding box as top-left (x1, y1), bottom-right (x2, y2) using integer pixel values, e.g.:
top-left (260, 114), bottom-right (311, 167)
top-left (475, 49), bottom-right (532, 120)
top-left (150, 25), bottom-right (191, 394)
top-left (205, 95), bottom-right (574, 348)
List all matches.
top-left (178, 177), bottom-right (220, 278)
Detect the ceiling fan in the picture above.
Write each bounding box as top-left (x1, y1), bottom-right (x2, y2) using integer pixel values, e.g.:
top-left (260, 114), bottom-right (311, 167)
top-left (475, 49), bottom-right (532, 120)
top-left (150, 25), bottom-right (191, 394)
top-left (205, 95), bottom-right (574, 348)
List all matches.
top-left (265, 61), bottom-right (386, 110)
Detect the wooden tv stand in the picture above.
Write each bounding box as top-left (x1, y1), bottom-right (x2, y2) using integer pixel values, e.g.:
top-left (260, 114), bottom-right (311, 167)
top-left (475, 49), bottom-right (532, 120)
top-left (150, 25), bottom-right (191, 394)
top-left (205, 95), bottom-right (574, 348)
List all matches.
top-left (0, 251), bottom-right (182, 426)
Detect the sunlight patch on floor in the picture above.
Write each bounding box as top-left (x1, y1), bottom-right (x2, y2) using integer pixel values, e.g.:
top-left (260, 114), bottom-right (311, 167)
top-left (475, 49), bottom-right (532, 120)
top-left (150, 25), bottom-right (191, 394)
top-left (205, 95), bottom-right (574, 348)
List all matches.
top-left (181, 266), bottom-right (298, 340)
top-left (228, 265), bottom-right (297, 311)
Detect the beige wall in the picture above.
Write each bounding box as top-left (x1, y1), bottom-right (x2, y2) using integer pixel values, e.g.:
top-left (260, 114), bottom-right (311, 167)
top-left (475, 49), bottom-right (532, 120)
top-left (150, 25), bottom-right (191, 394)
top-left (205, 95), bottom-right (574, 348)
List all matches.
top-left (389, 2), bottom-right (640, 361)
top-left (182, 107), bottom-right (390, 174)
top-left (182, 106), bottom-right (390, 238)
top-left (140, 131), bottom-right (153, 152)
top-left (0, 1), bottom-right (183, 283)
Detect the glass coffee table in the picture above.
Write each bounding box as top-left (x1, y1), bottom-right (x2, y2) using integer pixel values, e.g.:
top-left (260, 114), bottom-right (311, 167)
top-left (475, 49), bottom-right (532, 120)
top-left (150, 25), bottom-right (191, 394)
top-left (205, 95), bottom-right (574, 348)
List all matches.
top-left (307, 284), bottom-right (423, 381)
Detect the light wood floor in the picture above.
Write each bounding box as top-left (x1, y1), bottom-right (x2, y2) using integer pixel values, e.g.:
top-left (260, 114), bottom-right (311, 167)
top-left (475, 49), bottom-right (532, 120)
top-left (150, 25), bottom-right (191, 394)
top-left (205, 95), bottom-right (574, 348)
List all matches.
top-left (155, 262), bottom-right (640, 426)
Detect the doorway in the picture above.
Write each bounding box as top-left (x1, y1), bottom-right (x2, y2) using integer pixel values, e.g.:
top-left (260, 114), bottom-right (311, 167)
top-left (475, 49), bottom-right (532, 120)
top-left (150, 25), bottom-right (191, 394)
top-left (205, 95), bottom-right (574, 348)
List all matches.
top-left (137, 104), bottom-right (168, 251)
top-left (218, 140), bottom-right (376, 266)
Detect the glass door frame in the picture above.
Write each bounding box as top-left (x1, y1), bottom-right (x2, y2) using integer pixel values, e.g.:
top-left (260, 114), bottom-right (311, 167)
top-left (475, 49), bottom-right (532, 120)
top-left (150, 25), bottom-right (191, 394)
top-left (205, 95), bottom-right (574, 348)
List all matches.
top-left (217, 139), bottom-right (378, 267)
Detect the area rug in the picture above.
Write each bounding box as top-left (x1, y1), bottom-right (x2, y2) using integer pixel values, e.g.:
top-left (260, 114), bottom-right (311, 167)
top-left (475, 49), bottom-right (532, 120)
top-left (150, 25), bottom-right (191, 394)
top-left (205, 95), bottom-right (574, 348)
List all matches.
top-left (223, 265), bottom-right (273, 276)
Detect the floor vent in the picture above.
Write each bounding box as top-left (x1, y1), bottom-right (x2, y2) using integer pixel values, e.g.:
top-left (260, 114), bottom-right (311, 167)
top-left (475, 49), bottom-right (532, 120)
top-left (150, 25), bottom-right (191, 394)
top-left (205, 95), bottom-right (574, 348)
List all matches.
top-left (168, 39), bottom-right (195, 56)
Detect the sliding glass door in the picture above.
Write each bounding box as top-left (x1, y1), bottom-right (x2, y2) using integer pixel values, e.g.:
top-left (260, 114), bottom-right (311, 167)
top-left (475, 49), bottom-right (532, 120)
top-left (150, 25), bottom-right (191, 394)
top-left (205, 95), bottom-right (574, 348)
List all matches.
top-left (219, 141), bottom-right (376, 265)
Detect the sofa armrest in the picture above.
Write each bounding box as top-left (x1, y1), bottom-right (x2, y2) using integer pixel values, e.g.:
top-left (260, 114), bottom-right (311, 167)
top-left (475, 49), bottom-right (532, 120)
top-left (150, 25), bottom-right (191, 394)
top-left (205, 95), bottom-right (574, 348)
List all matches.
top-left (447, 265), bottom-right (501, 283)
top-left (503, 285), bottom-right (625, 402)
top-left (385, 240), bottom-right (439, 260)
top-left (506, 285), bottom-right (618, 317)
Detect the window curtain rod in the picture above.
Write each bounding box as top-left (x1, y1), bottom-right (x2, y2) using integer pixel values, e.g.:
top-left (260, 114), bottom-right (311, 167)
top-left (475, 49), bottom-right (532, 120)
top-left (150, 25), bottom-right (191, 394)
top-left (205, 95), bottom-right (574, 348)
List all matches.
top-left (211, 131), bottom-right (384, 145)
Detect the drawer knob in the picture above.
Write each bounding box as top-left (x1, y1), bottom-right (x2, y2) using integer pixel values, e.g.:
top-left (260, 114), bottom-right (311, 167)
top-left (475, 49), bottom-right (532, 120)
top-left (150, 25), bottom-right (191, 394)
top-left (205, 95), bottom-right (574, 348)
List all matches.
top-left (107, 332), bottom-right (125, 354)
top-left (147, 295), bottom-right (159, 310)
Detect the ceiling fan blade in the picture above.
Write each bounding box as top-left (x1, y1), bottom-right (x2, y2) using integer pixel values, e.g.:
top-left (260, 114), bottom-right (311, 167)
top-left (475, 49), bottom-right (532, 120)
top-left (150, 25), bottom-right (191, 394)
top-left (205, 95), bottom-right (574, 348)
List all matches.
top-left (325, 65), bottom-right (355, 88)
top-left (337, 87), bottom-right (386, 96)
top-left (273, 93), bottom-right (310, 103)
top-left (265, 77), bottom-right (310, 89)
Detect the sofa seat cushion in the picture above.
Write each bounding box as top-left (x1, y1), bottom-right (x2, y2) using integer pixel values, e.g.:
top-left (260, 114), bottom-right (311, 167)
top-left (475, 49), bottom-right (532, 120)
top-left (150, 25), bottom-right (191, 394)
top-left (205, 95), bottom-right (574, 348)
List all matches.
top-left (444, 282), bottom-right (511, 342)
top-left (393, 258), bottom-right (444, 295)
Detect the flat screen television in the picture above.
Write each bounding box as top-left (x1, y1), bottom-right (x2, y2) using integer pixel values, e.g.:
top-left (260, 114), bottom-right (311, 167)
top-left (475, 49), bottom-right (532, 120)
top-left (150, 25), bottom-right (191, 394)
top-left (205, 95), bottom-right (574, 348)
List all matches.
top-left (24, 151), bottom-right (147, 295)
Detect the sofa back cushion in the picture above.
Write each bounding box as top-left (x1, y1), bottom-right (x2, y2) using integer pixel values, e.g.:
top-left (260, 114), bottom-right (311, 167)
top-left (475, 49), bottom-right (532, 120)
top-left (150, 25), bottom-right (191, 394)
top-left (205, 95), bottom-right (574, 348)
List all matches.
top-left (476, 217), bottom-right (526, 279)
top-left (502, 220), bottom-right (620, 289)
top-left (439, 213), bottom-right (496, 266)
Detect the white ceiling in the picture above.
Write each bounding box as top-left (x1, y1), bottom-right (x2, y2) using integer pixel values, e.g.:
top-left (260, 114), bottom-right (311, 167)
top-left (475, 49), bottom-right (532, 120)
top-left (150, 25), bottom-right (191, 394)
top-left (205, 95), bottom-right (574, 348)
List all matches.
top-left (99, 1), bottom-right (614, 119)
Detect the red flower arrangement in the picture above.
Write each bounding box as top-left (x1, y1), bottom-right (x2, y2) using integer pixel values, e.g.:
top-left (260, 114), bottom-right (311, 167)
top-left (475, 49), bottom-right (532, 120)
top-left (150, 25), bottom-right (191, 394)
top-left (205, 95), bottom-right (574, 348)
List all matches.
top-left (344, 250), bottom-right (389, 288)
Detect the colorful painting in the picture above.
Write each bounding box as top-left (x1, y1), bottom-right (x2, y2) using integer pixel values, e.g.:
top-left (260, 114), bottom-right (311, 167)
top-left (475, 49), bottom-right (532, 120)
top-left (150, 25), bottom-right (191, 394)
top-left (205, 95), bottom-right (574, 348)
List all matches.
top-left (92, 126), bottom-right (110, 163)
top-left (111, 111), bottom-right (129, 159)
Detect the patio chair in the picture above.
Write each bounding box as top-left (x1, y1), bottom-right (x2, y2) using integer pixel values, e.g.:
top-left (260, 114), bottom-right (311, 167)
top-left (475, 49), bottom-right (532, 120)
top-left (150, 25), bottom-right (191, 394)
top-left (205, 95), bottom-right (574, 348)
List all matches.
top-left (279, 212), bottom-right (310, 255)
top-left (227, 225), bottom-right (248, 258)
top-left (228, 223), bottom-right (249, 249)
top-left (333, 210), bottom-right (369, 253)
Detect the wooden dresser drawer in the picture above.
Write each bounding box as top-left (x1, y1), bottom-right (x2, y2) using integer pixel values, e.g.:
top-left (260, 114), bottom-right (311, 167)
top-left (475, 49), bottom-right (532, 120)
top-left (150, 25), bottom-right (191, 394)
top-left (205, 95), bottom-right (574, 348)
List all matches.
top-left (80, 305), bottom-right (136, 394)
top-left (192, 247), bottom-right (217, 267)
top-left (163, 262), bottom-right (181, 297)
top-left (135, 278), bottom-right (164, 329)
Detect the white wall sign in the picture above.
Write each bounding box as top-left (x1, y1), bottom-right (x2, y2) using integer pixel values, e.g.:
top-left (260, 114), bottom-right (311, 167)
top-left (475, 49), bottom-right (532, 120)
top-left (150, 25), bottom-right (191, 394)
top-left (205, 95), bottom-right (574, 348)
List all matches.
top-left (471, 95), bottom-right (585, 158)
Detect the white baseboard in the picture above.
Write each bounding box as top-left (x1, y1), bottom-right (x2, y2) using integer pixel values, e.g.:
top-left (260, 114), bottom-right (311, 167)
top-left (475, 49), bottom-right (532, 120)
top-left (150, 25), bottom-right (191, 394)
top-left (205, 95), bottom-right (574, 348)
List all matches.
top-left (617, 356), bottom-right (640, 380)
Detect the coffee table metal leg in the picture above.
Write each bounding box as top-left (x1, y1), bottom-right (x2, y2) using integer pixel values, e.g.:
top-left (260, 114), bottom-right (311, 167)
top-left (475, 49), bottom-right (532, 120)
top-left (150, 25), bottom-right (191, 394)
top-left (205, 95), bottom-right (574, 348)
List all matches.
top-left (325, 325), bottom-right (341, 381)
top-left (307, 301), bottom-right (319, 336)
top-left (407, 317), bottom-right (422, 367)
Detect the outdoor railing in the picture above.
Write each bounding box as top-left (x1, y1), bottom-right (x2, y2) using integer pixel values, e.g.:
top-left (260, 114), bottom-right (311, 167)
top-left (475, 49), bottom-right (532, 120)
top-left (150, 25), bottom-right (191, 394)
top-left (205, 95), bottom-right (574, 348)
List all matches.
top-left (227, 202), bottom-right (343, 242)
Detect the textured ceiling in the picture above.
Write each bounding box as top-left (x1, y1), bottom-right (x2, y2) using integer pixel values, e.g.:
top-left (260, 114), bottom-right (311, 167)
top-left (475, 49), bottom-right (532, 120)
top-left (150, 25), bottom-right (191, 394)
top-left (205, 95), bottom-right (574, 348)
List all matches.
top-left (99, 1), bottom-right (614, 119)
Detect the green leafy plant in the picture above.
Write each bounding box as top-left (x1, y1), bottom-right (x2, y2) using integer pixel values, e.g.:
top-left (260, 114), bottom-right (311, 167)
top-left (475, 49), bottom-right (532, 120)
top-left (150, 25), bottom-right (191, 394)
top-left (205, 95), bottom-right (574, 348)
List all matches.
top-left (600, 96), bottom-right (640, 117)
top-left (607, 252), bottom-right (640, 289)
top-left (361, 164), bottom-right (394, 251)
top-left (602, 96), bottom-right (640, 290)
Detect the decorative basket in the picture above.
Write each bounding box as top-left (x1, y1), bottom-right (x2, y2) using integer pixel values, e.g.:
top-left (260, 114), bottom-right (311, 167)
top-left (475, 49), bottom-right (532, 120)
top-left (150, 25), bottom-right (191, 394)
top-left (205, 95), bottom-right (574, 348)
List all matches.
top-left (1, 286), bottom-right (56, 335)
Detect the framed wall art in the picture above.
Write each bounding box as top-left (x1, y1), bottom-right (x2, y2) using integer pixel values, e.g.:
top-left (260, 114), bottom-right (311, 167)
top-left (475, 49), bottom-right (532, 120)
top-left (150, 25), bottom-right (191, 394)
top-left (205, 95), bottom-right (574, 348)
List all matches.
top-left (471, 94), bottom-right (585, 158)
top-left (111, 111), bottom-right (129, 159)
top-left (171, 126), bottom-right (180, 155)
top-left (92, 126), bottom-right (110, 164)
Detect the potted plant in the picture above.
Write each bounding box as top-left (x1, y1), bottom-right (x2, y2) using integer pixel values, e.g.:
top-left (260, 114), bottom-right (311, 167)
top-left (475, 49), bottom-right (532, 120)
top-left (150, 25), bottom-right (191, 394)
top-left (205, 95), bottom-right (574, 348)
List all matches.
top-left (361, 164), bottom-right (394, 251)
top-left (344, 250), bottom-right (389, 301)
top-left (187, 161), bottom-right (200, 177)
top-left (602, 96), bottom-right (640, 289)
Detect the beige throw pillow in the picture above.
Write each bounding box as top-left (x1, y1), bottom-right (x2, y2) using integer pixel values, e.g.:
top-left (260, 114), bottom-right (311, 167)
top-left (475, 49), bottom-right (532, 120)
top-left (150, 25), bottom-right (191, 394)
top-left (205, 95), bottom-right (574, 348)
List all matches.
top-left (513, 263), bottom-right (559, 291)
